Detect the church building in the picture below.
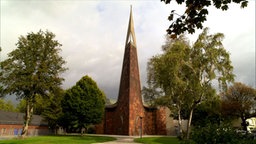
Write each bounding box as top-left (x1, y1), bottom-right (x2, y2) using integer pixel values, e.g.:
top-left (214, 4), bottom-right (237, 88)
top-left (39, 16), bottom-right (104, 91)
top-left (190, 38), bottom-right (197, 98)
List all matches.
top-left (95, 7), bottom-right (168, 136)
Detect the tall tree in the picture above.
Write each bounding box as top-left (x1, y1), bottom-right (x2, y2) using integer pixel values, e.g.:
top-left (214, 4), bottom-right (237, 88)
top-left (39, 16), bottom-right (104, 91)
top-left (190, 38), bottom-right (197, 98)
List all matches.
top-left (146, 35), bottom-right (191, 137)
top-left (221, 82), bottom-right (256, 131)
top-left (161, 0), bottom-right (248, 38)
top-left (183, 27), bottom-right (234, 138)
top-left (146, 28), bottom-right (234, 139)
top-left (0, 30), bottom-right (66, 137)
top-left (61, 75), bottom-right (105, 134)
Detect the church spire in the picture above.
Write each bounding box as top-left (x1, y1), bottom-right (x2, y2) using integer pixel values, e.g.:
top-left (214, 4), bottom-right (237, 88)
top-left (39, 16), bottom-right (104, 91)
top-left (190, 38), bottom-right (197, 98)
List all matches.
top-left (125, 5), bottom-right (137, 47)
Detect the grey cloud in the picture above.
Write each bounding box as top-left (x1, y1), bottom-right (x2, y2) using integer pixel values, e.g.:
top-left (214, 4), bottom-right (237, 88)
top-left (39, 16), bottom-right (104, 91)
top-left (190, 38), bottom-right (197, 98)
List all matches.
top-left (1, 1), bottom-right (255, 103)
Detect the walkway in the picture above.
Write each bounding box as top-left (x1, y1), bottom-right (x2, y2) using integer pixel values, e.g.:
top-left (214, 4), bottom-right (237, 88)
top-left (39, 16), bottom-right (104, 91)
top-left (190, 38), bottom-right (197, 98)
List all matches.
top-left (91, 135), bottom-right (141, 144)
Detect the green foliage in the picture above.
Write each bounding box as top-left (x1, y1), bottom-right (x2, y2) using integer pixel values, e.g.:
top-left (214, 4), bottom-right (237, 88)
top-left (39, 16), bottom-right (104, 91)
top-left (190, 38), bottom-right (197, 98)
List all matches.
top-left (142, 85), bottom-right (163, 107)
top-left (172, 95), bottom-right (222, 126)
top-left (0, 30), bottom-right (66, 100)
top-left (146, 34), bottom-right (191, 108)
top-left (61, 75), bottom-right (105, 132)
top-left (183, 123), bottom-right (256, 144)
top-left (161, 0), bottom-right (248, 38)
top-left (0, 98), bottom-right (16, 112)
top-left (144, 35), bottom-right (192, 138)
top-left (32, 95), bottom-right (46, 115)
top-left (192, 96), bottom-right (222, 127)
top-left (146, 28), bottom-right (234, 139)
top-left (192, 28), bottom-right (234, 91)
top-left (0, 30), bottom-right (67, 136)
top-left (42, 88), bottom-right (64, 132)
top-left (15, 99), bottom-right (26, 112)
top-left (16, 96), bottom-right (48, 115)
top-left (0, 135), bottom-right (116, 144)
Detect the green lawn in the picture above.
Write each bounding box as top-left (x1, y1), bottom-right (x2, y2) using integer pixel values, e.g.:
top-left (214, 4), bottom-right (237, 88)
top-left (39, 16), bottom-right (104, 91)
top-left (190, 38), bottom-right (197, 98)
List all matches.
top-left (134, 137), bottom-right (180, 144)
top-left (0, 135), bottom-right (116, 144)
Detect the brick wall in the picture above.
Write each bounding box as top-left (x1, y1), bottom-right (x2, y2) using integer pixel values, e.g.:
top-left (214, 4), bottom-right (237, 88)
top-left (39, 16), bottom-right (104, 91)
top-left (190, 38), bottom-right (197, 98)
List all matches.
top-left (94, 43), bottom-right (168, 135)
top-left (0, 124), bottom-right (50, 136)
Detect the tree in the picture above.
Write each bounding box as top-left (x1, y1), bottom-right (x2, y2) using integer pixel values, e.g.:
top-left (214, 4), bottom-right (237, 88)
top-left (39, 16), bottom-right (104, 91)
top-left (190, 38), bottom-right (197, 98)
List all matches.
top-left (142, 85), bottom-right (163, 107)
top-left (0, 98), bottom-right (16, 112)
top-left (221, 82), bottom-right (256, 131)
top-left (161, 0), bottom-right (248, 38)
top-left (146, 28), bottom-right (234, 139)
top-left (42, 88), bottom-right (64, 134)
top-left (0, 30), bottom-right (67, 137)
top-left (183, 27), bottom-right (234, 139)
top-left (61, 75), bottom-right (105, 134)
top-left (145, 35), bottom-right (191, 137)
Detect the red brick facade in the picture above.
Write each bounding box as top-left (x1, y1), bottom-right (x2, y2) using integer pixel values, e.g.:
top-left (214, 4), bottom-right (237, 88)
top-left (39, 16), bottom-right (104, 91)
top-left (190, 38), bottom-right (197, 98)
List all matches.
top-left (0, 110), bottom-right (50, 136)
top-left (0, 124), bottom-right (49, 136)
top-left (95, 7), bottom-right (167, 136)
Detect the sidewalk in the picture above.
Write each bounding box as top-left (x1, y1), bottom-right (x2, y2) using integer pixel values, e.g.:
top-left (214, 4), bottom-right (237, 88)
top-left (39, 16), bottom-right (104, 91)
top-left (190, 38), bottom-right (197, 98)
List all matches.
top-left (90, 134), bottom-right (166, 144)
top-left (93, 135), bottom-right (141, 144)
top-left (88, 134), bottom-right (139, 144)
top-left (0, 136), bottom-right (17, 140)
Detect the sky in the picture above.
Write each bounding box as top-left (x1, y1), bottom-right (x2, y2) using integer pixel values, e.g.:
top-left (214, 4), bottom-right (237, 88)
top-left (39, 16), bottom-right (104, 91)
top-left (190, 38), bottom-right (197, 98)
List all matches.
top-left (0, 0), bottom-right (255, 102)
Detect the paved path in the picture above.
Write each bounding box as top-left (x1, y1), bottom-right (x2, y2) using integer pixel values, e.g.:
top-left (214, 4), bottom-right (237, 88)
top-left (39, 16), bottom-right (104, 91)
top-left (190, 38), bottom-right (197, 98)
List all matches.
top-left (91, 134), bottom-right (168, 144)
top-left (90, 135), bottom-right (141, 144)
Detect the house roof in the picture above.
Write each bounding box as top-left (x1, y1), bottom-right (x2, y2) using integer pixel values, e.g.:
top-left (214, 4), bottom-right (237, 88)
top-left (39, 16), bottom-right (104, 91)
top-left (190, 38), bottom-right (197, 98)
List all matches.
top-left (0, 110), bottom-right (48, 126)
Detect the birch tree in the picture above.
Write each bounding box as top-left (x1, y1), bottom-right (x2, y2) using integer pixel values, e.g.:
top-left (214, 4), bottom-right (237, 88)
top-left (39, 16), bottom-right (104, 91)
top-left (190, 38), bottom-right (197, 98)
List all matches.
top-left (146, 28), bottom-right (234, 139)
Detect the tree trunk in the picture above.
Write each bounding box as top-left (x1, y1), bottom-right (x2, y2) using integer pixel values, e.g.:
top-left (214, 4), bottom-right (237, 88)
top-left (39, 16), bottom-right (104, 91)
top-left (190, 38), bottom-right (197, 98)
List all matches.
top-left (241, 116), bottom-right (247, 131)
top-left (186, 108), bottom-right (194, 140)
top-left (80, 127), bottom-right (84, 136)
top-left (177, 107), bottom-right (183, 137)
top-left (21, 102), bottom-right (33, 138)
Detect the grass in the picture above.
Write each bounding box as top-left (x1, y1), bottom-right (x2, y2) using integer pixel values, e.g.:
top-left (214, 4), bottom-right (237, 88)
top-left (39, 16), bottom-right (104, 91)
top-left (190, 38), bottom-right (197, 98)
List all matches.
top-left (0, 135), bottom-right (116, 144)
top-left (134, 136), bottom-right (180, 144)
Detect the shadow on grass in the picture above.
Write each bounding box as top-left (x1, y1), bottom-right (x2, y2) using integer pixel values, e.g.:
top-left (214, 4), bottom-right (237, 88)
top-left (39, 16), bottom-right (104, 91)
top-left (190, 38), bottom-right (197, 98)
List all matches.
top-left (134, 136), bottom-right (180, 144)
top-left (153, 137), bottom-right (180, 144)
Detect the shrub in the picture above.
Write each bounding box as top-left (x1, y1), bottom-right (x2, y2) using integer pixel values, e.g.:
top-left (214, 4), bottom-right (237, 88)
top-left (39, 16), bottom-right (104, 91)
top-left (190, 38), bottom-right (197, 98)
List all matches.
top-left (183, 123), bottom-right (256, 144)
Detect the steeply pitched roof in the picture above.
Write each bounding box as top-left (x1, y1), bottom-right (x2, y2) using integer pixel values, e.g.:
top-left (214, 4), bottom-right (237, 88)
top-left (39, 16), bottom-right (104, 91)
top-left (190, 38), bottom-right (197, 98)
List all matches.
top-left (0, 110), bottom-right (47, 126)
top-left (125, 5), bottom-right (137, 47)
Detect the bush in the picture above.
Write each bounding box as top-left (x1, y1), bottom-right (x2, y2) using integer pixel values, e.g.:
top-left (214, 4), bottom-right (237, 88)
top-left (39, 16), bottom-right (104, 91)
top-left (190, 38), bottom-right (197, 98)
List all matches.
top-left (183, 123), bottom-right (256, 144)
